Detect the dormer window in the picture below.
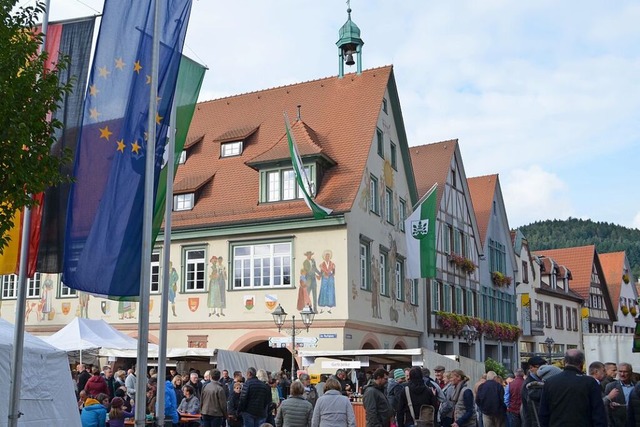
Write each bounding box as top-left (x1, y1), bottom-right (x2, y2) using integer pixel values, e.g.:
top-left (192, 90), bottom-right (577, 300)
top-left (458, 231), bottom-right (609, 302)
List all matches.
top-left (174, 193), bottom-right (194, 211)
top-left (264, 166), bottom-right (315, 202)
top-left (221, 140), bottom-right (243, 157)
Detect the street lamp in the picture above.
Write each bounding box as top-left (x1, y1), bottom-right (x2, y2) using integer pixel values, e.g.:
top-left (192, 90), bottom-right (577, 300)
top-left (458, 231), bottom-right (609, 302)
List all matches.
top-left (271, 304), bottom-right (315, 380)
top-left (461, 325), bottom-right (479, 345)
top-left (544, 337), bottom-right (555, 362)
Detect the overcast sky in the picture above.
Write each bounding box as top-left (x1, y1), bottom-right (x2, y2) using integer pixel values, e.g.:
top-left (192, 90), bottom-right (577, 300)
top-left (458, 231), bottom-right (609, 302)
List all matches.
top-left (46, 0), bottom-right (640, 229)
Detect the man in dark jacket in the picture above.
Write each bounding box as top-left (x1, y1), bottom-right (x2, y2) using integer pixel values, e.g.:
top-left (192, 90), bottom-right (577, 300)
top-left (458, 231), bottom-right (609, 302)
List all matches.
top-left (238, 367), bottom-right (271, 426)
top-left (538, 349), bottom-right (606, 427)
top-left (521, 356), bottom-right (546, 427)
top-left (103, 367), bottom-right (118, 398)
top-left (77, 363), bottom-right (91, 395)
top-left (363, 368), bottom-right (392, 427)
top-left (476, 371), bottom-right (506, 426)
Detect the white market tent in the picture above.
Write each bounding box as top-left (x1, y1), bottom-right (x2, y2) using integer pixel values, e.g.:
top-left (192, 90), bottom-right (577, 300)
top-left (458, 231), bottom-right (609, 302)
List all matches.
top-left (100, 347), bottom-right (283, 374)
top-left (0, 318), bottom-right (80, 426)
top-left (42, 317), bottom-right (144, 363)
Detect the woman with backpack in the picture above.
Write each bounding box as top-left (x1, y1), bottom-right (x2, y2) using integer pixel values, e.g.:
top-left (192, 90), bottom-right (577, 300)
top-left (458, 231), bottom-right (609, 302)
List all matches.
top-left (397, 367), bottom-right (437, 427)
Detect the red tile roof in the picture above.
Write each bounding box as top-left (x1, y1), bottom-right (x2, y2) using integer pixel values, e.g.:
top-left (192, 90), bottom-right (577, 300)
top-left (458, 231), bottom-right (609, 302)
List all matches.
top-left (171, 66), bottom-right (394, 229)
top-left (409, 139), bottom-right (457, 202)
top-left (535, 245), bottom-right (597, 299)
top-left (467, 174), bottom-right (498, 247)
top-left (599, 251), bottom-right (626, 306)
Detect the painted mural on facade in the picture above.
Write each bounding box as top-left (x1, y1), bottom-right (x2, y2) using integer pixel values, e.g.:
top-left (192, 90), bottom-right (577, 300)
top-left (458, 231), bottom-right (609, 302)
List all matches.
top-left (169, 261), bottom-right (179, 316)
top-left (318, 250), bottom-right (336, 313)
top-left (302, 251), bottom-right (320, 312)
top-left (207, 256), bottom-right (226, 317)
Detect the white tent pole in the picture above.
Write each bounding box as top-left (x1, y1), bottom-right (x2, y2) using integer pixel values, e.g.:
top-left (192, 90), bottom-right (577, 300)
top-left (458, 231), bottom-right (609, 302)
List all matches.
top-left (155, 83), bottom-right (176, 427)
top-left (134, 0), bottom-right (159, 424)
top-left (8, 2), bottom-right (51, 426)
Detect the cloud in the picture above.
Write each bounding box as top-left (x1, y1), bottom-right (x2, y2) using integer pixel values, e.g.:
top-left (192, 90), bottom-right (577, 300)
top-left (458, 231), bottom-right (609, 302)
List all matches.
top-left (633, 212), bottom-right (640, 231)
top-left (503, 165), bottom-right (572, 227)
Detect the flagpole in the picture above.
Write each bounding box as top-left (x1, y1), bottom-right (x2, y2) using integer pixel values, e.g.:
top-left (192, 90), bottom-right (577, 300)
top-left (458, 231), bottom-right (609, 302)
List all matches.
top-left (155, 91), bottom-right (176, 427)
top-left (8, 1), bottom-right (50, 425)
top-left (134, 0), bottom-right (160, 424)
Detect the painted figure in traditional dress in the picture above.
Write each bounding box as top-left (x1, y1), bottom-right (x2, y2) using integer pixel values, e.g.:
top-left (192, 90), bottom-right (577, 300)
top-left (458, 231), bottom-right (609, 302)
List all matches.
top-left (371, 256), bottom-right (381, 319)
top-left (118, 300), bottom-right (135, 319)
top-left (303, 251), bottom-right (320, 311)
top-left (297, 268), bottom-right (311, 310)
top-left (78, 291), bottom-right (90, 318)
top-left (40, 276), bottom-right (54, 321)
top-left (318, 250), bottom-right (336, 313)
top-left (169, 261), bottom-right (179, 316)
top-left (207, 256), bottom-right (226, 316)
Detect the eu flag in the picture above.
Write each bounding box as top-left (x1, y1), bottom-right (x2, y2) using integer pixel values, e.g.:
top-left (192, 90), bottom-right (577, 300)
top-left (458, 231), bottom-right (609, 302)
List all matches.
top-left (63, 0), bottom-right (192, 296)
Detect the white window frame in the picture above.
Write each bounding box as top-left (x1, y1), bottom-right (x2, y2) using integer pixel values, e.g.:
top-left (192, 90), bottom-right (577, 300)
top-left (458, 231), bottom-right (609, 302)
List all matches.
top-left (174, 193), bottom-right (194, 211)
top-left (360, 241), bottom-right (371, 290)
top-left (2, 275), bottom-right (17, 299)
top-left (431, 281), bottom-right (441, 311)
top-left (370, 175), bottom-right (380, 214)
top-left (60, 281), bottom-right (77, 298)
top-left (221, 140), bottom-right (243, 157)
top-left (264, 167), bottom-right (314, 203)
top-left (395, 259), bottom-right (404, 301)
top-left (26, 272), bottom-right (41, 298)
top-left (178, 150), bottom-right (187, 164)
top-left (410, 279), bottom-right (418, 305)
top-left (399, 199), bottom-right (406, 232)
top-left (385, 187), bottom-right (394, 224)
top-left (150, 251), bottom-right (161, 294)
top-left (379, 252), bottom-right (388, 296)
top-left (376, 128), bottom-right (384, 157)
top-left (184, 248), bottom-right (206, 292)
top-left (232, 241), bottom-right (292, 289)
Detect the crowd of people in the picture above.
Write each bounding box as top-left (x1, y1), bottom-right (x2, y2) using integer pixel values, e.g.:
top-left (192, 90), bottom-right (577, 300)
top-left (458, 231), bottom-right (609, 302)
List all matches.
top-left (72, 349), bottom-right (640, 427)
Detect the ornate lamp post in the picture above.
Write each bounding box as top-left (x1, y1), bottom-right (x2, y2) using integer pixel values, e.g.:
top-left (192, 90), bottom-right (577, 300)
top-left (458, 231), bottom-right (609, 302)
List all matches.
top-left (461, 325), bottom-right (479, 346)
top-left (544, 336), bottom-right (555, 362)
top-left (271, 304), bottom-right (315, 380)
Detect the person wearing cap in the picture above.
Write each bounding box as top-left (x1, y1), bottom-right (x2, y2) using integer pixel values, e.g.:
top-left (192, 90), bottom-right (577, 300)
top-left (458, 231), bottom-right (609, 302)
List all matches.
top-left (385, 369), bottom-right (407, 417)
top-left (107, 396), bottom-right (135, 427)
top-left (80, 397), bottom-right (107, 427)
top-left (538, 349), bottom-right (606, 427)
top-left (521, 356), bottom-right (547, 427)
top-left (434, 366), bottom-right (446, 389)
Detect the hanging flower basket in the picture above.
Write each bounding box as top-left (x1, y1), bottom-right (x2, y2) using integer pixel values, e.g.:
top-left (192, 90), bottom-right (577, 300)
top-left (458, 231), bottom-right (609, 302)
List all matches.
top-left (623, 274), bottom-right (630, 284)
top-left (621, 305), bottom-right (630, 316)
top-left (631, 307), bottom-right (637, 316)
top-left (492, 271), bottom-right (513, 287)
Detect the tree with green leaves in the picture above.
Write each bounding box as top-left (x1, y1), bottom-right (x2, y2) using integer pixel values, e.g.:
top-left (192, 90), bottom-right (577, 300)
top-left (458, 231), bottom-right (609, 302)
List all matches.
top-left (0, 0), bottom-right (72, 252)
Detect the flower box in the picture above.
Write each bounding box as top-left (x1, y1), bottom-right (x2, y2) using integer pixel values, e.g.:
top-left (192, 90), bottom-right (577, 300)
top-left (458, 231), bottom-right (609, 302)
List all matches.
top-left (448, 253), bottom-right (476, 275)
top-left (492, 271), bottom-right (513, 287)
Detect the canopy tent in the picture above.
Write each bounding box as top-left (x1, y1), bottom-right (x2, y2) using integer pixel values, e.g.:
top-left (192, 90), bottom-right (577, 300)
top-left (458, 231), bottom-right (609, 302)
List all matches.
top-left (99, 347), bottom-right (283, 374)
top-left (42, 317), bottom-right (145, 363)
top-left (0, 319), bottom-right (80, 426)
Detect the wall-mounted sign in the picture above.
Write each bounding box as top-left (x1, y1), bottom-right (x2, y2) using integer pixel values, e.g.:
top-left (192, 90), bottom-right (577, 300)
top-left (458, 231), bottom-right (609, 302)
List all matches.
top-left (319, 333), bottom-right (337, 339)
top-left (321, 360), bottom-right (361, 369)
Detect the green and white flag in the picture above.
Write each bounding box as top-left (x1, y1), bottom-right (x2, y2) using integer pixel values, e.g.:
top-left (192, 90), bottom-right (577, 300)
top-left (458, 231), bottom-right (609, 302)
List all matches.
top-left (284, 113), bottom-right (332, 219)
top-left (405, 183), bottom-right (438, 279)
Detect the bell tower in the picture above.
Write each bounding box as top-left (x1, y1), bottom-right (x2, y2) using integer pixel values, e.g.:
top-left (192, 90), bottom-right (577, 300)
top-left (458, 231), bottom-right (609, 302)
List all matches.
top-left (336, 1), bottom-right (364, 78)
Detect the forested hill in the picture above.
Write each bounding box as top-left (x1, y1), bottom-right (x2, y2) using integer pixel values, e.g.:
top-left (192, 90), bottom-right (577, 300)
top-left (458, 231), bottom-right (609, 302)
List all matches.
top-left (518, 218), bottom-right (640, 280)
